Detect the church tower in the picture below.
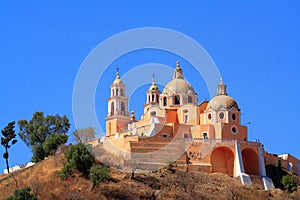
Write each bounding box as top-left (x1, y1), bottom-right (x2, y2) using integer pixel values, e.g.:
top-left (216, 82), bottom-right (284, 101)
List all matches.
top-left (144, 75), bottom-right (161, 113)
top-left (106, 69), bottom-right (130, 136)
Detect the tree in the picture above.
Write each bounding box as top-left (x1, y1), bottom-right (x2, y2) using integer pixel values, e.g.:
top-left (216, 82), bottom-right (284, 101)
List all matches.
top-left (72, 127), bottom-right (95, 143)
top-left (61, 143), bottom-right (94, 177)
top-left (89, 164), bottom-right (110, 188)
top-left (281, 175), bottom-right (298, 193)
top-left (18, 112), bottom-right (70, 162)
top-left (1, 121), bottom-right (17, 173)
top-left (6, 186), bottom-right (37, 200)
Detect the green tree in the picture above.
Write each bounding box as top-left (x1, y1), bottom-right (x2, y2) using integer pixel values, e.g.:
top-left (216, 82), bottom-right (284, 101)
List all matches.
top-left (6, 186), bottom-right (37, 200)
top-left (72, 127), bottom-right (95, 143)
top-left (1, 121), bottom-right (17, 173)
top-left (281, 175), bottom-right (298, 193)
top-left (42, 133), bottom-right (68, 155)
top-left (61, 143), bottom-right (94, 177)
top-left (18, 112), bottom-right (70, 162)
top-left (89, 164), bottom-right (110, 188)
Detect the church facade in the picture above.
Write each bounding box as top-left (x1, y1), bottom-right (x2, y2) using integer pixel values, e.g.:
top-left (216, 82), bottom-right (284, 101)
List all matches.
top-left (90, 61), bottom-right (299, 190)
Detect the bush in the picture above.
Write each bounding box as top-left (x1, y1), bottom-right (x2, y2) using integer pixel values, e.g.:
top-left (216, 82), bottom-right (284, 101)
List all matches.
top-left (60, 143), bottom-right (94, 177)
top-left (281, 175), bottom-right (298, 193)
top-left (89, 164), bottom-right (110, 187)
top-left (7, 186), bottom-right (37, 200)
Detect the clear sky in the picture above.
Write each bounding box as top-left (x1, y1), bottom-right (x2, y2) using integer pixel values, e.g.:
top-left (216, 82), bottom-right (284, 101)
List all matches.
top-left (1, 1), bottom-right (300, 172)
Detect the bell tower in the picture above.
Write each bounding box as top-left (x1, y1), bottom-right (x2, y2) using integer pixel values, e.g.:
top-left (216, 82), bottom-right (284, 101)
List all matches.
top-left (106, 68), bottom-right (130, 136)
top-left (144, 75), bottom-right (161, 112)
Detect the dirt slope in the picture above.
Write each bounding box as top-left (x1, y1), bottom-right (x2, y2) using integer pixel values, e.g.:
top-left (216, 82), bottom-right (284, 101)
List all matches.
top-left (0, 151), bottom-right (299, 200)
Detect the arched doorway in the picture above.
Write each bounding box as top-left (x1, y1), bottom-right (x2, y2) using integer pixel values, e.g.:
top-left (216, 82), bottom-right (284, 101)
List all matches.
top-left (242, 148), bottom-right (259, 175)
top-left (211, 147), bottom-right (234, 176)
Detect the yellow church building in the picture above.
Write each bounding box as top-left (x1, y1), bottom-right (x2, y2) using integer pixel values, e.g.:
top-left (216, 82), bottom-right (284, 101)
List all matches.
top-left (90, 61), bottom-right (300, 190)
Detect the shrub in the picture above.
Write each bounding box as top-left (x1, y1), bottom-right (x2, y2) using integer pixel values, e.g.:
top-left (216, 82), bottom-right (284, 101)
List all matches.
top-left (89, 164), bottom-right (110, 187)
top-left (281, 175), bottom-right (298, 193)
top-left (7, 186), bottom-right (37, 200)
top-left (60, 143), bottom-right (94, 177)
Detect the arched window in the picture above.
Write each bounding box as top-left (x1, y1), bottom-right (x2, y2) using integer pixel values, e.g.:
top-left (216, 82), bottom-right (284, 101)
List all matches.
top-left (156, 95), bottom-right (159, 103)
top-left (175, 95), bottom-right (180, 105)
top-left (152, 95), bottom-right (154, 102)
top-left (163, 97), bottom-right (167, 106)
top-left (188, 96), bottom-right (192, 103)
top-left (121, 102), bottom-right (125, 115)
top-left (116, 88), bottom-right (119, 96)
top-left (148, 95), bottom-right (150, 103)
top-left (183, 109), bottom-right (188, 123)
top-left (112, 89), bottom-right (115, 96)
top-left (184, 133), bottom-right (189, 138)
top-left (111, 102), bottom-right (115, 115)
top-left (120, 89), bottom-right (123, 96)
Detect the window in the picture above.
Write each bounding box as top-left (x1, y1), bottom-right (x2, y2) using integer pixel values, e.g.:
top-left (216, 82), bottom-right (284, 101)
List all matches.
top-left (175, 95), bottom-right (180, 105)
top-left (111, 102), bottom-right (115, 115)
top-left (152, 95), bottom-right (155, 102)
top-left (116, 88), bottom-right (119, 96)
top-left (183, 109), bottom-right (188, 123)
top-left (188, 96), bottom-right (192, 103)
top-left (163, 97), bottom-right (167, 106)
top-left (202, 132), bottom-right (208, 139)
top-left (156, 95), bottom-right (159, 103)
top-left (108, 122), bottom-right (111, 134)
top-left (219, 112), bottom-right (225, 120)
top-left (150, 111), bottom-right (156, 117)
top-left (120, 89), bottom-right (123, 96)
top-left (162, 133), bottom-right (169, 138)
top-left (231, 126), bottom-right (238, 134)
top-left (148, 95), bottom-right (150, 103)
top-left (112, 89), bottom-right (115, 96)
top-left (121, 102), bottom-right (125, 115)
top-left (208, 113), bottom-right (212, 121)
top-left (184, 133), bottom-right (189, 138)
top-left (232, 113), bottom-right (236, 121)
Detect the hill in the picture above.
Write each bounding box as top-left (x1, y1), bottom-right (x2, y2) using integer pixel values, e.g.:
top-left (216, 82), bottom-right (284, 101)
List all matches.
top-left (0, 150), bottom-right (299, 200)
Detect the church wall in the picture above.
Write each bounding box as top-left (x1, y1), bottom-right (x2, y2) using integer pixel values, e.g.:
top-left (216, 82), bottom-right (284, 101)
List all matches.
top-left (220, 123), bottom-right (248, 141)
top-left (177, 104), bottom-right (199, 125)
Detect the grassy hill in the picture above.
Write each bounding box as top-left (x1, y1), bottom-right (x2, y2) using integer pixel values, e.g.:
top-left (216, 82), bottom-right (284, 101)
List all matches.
top-left (0, 149), bottom-right (299, 200)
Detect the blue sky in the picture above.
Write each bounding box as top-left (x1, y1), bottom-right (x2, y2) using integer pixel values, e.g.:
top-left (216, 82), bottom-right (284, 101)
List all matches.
top-left (1, 1), bottom-right (300, 171)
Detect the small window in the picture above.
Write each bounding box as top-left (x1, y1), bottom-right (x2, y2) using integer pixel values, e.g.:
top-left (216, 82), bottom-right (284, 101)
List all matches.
top-left (175, 95), bottom-right (180, 105)
top-left (184, 133), bottom-right (189, 138)
top-left (112, 89), bottom-right (115, 96)
top-left (150, 111), bottom-right (156, 116)
top-left (163, 97), bottom-right (167, 106)
top-left (219, 112), bottom-right (225, 120)
top-left (202, 132), bottom-right (208, 139)
top-left (120, 89), bottom-right (123, 96)
top-left (208, 113), bottom-right (212, 121)
top-left (231, 126), bottom-right (238, 134)
top-left (232, 113), bottom-right (236, 121)
top-left (152, 95), bottom-right (155, 102)
top-left (188, 96), bottom-right (192, 103)
top-left (162, 133), bottom-right (169, 138)
top-left (116, 88), bottom-right (119, 96)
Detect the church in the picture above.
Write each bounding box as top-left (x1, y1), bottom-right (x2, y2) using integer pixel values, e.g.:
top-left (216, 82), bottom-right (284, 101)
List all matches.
top-left (90, 61), bottom-right (300, 190)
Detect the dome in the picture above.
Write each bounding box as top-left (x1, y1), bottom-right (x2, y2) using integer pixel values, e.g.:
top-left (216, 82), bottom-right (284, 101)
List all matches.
top-left (113, 77), bottom-right (122, 84)
top-left (149, 83), bottom-right (159, 91)
top-left (206, 78), bottom-right (239, 110)
top-left (206, 95), bottom-right (238, 110)
top-left (162, 78), bottom-right (195, 94)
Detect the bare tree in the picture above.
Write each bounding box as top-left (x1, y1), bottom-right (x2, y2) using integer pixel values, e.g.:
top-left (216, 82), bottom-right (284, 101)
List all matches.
top-left (73, 127), bottom-right (95, 143)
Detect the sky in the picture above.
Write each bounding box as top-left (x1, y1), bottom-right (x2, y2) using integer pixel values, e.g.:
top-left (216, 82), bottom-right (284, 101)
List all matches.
top-left (1, 1), bottom-right (300, 172)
